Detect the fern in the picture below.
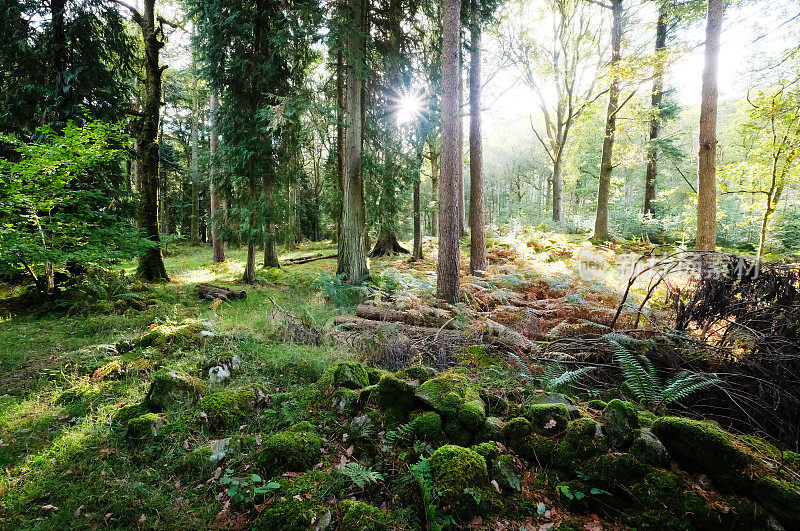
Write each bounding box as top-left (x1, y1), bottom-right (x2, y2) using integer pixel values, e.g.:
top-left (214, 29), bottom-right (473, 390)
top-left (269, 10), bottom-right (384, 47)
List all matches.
top-left (604, 333), bottom-right (722, 412)
top-left (511, 353), bottom-right (595, 395)
top-left (337, 463), bottom-right (384, 489)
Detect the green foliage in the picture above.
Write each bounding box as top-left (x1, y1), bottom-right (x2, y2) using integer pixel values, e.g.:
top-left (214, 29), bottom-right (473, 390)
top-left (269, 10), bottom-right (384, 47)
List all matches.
top-left (337, 463), bottom-right (384, 489)
top-left (604, 333), bottom-right (721, 412)
top-left (220, 470), bottom-right (280, 504)
top-left (510, 353), bottom-right (595, 395)
top-left (0, 121), bottom-right (147, 287)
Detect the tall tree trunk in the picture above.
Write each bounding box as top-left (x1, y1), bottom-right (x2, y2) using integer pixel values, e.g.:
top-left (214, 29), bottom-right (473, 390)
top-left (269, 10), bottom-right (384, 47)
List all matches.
top-left (469, 2), bottom-right (486, 276)
top-left (594, 0), bottom-right (622, 240)
top-left (50, 0), bottom-right (66, 125)
top-left (758, 184), bottom-right (784, 260)
top-left (190, 25), bottom-right (200, 246)
top-left (430, 145), bottom-right (440, 236)
top-left (132, 0), bottom-right (169, 282)
top-left (438, 0), bottom-right (461, 304)
top-left (335, 50), bottom-right (345, 245)
top-left (209, 91), bottom-right (225, 263)
top-left (696, 0), bottom-right (723, 251)
top-left (338, 0), bottom-right (369, 283)
top-left (644, 2), bottom-right (668, 216)
top-left (458, 53), bottom-right (467, 237)
top-left (412, 178), bottom-right (423, 260)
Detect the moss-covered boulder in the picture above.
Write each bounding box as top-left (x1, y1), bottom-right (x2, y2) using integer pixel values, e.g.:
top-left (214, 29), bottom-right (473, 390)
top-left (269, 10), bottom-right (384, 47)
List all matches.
top-left (331, 387), bottom-right (359, 416)
top-left (637, 410), bottom-right (657, 427)
top-left (409, 411), bottom-right (442, 442)
top-left (429, 445), bottom-right (488, 507)
top-left (752, 477), bottom-right (800, 528)
top-left (476, 416), bottom-right (502, 443)
top-left (523, 403), bottom-right (571, 434)
top-left (555, 418), bottom-right (608, 468)
top-left (252, 499), bottom-right (316, 530)
top-left (491, 454), bottom-right (521, 492)
top-left (374, 374), bottom-right (415, 422)
top-left (503, 416), bottom-right (532, 445)
top-left (602, 399), bottom-right (639, 448)
top-left (521, 434), bottom-right (557, 466)
top-left (125, 413), bottom-right (163, 440)
top-left (458, 399), bottom-right (487, 432)
top-left (339, 500), bottom-right (396, 531)
top-left (397, 365), bottom-right (434, 383)
top-left (579, 453), bottom-right (650, 486)
top-left (629, 428), bottom-right (670, 467)
top-left (196, 388), bottom-right (256, 433)
top-left (415, 372), bottom-right (480, 417)
top-left (134, 320), bottom-right (212, 352)
top-left (112, 402), bottom-right (150, 427)
top-left (443, 420), bottom-right (473, 446)
top-left (526, 392), bottom-right (580, 419)
top-left (146, 368), bottom-right (209, 412)
top-left (587, 399), bottom-right (608, 411)
top-left (332, 361), bottom-right (370, 389)
top-left (258, 424), bottom-right (322, 476)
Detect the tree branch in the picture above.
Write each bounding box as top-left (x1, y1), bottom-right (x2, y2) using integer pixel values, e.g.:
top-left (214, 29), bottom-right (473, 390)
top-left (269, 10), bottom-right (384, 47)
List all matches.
top-left (108, 0), bottom-right (142, 26)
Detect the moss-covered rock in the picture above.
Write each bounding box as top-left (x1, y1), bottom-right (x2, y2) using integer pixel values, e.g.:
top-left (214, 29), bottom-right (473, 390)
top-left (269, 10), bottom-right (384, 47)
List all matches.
top-left (526, 392), bottom-right (581, 419)
top-left (629, 428), bottom-right (670, 467)
top-left (587, 399), bottom-right (608, 411)
top-left (333, 361), bottom-right (370, 389)
top-left (374, 374), bottom-right (415, 422)
top-left (502, 416), bottom-right (532, 445)
top-left (112, 402), bottom-right (150, 427)
top-left (196, 388), bottom-right (256, 433)
top-left (523, 434), bottom-right (557, 466)
top-left (555, 418), bottom-right (608, 468)
top-left (146, 368), bottom-right (209, 412)
top-left (409, 411), bottom-right (442, 441)
top-left (637, 410), bottom-right (658, 427)
top-left (397, 365), bottom-right (434, 383)
top-left (580, 453), bottom-right (650, 486)
top-left (458, 399), bottom-right (487, 432)
top-left (492, 454), bottom-right (521, 492)
top-left (429, 445), bottom-right (488, 507)
top-left (752, 477), bottom-right (800, 528)
top-left (476, 416), bottom-right (502, 443)
top-left (443, 419), bottom-right (473, 446)
top-left (125, 413), bottom-right (163, 440)
top-left (415, 372), bottom-right (480, 417)
top-left (134, 320), bottom-right (212, 352)
top-left (602, 399), bottom-right (639, 448)
top-left (252, 499), bottom-right (316, 530)
top-left (471, 441), bottom-right (500, 459)
top-left (258, 425), bottom-right (322, 476)
top-left (331, 386), bottom-right (359, 416)
top-left (366, 367), bottom-right (393, 386)
top-left (339, 500), bottom-right (395, 531)
top-left (523, 403), bottom-right (571, 434)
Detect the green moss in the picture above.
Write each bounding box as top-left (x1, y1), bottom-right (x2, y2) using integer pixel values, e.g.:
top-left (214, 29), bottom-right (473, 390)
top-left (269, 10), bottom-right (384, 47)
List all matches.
top-left (523, 403), bottom-right (571, 434)
top-left (476, 416), bottom-right (502, 443)
top-left (784, 450), bottom-right (800, 467)
top-left (429, 445), bottom-right (488, 507)
top-left (185, 446), bottom-right (215, 473)
top-left (331, 387), bottom-right (359, 416)
top-left (502, 417), bottom-right (532, 444)
top-left (637, 410), bottom-right (658, 428)
top-left (458, 399), bottom-right (487, 432)
top-left (146, 368), bottom-right (209, 412)
top-left (332, 361), bottom-right (370, 389)
top-left (111, 402), bottom-right (150, 427)
top-left (629, 428), bottom-right (670, 467)
top-left (339, 500), bottom-right (395, 531)
top-left (252, 499), bottom-right (316, 530)
top-left (374, 374), bottom-right (415, 422)
top-left (125, 413), bottom-right (162, 440)
top-left (258, 427), bottom-right (322, 476)
top-left (397, 365), bottom-right (434, 383)
top-left (366, 367), bottom-right (393, 385)
top-left (196, 388), bottom-right (256, 433)
top-left (443, 419), bottom-right (473, 446)
top-left (471, 441), bottom-right (499, 459)
top-left (524, 434), bottom-right (557, 466)
top-left (752, 477), bottom-right (800, 526)
top-left (56, 384), bottom-right (98, 405)
top-left (415, 372), bottom-right (480, 416)
top-left (554, 418), bottom-right (608, 468)
top-left (587, 399), bottom-right (607, 410)
top-left (135, 320), bottom-right (210, 352)
top-left (601, 399), bottom-right (639, 448)
top-left (287, 421), bottom-right (317, 433)
top-left (580, 454), bottom-right (650, 486)
top-left (409, 411), bottom-right (442, 441)
top-left (440, 391), bottom-right (462, 417)
top-left (492, 454), bottom-right (521, 492)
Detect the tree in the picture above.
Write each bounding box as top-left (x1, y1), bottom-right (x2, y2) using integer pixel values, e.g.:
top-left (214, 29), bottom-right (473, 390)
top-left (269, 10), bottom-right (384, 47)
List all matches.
top-left (593, 0), bottom-right (622, 240)
top-left (696, 0), bottom-right (723, 251)
top-left (438, 0), bottom-right (462, 303)
top-left (499, 0), bottom-right (607, 221)
top-left (469, 0), bottom-right (487, 276)
top-left (190, 22), bottom-right (201, 246)
top-left (643, 1), bottom-right (670, 216)
top-left (209, 91), bottom-right (224, 262)
top-left (338, 0), bottom-right (369, 282)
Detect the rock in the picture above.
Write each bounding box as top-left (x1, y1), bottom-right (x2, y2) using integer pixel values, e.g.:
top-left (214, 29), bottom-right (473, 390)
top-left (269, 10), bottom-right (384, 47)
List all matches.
top-left (458, 399), bottom-right (487, 432)
top-left (258, 424), bottom-right (322, 475)
top-left (528, 392), bottom-right (581, 419)
top-left (374, 374), bottom-right (415, 422)
top-left (415, 372), bottom-right (481, 417)
top-left (332, 361), bottom-right (370, 389)
top-left (349, 414), bottom-right (375, 440)
top-left (208, 438), bottom-right (231, 463)
top-left (203, 354), bottom-right (241, 383)
top-left (502, 417), bottom-right (532, 447)
top-left (339, 500), bottom-right (396, 531)
top-left (629, 428), bottom-right (670, 467)
top-left (476, 416), bottom-right (503, 443)
top-left (112, 403), bottom-right (150, 427)
top-left (555, 418), bottom-right (608, 468)
top-left (146, 368), bottom-right (209, 412)
top-left (602, 399), bottom-right (639, 448)
top-left (195, 388), bottom-right (256, 433)
top-left (125, 413), bottom-right (163, 440)
top-left (429, 445), bottom-right (488, 507)
top-left (409, 411), bottom-right (443, 441)
top-left (331, 387), bottom-right (359, 416)
top-left (397, 365), bottom-right (435, 383)
top-left (522, 403), bottom-right (571, 434)
top-left (491, 454), bottom-right (521, 492)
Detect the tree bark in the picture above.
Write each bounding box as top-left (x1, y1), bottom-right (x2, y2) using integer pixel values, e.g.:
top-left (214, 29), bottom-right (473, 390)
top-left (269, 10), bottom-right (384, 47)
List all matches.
top-left (370, 229), bottom-right (410, 257)
top-left (469, 2), bottom-right (487, 277)
top-left (338, 0), bottom-right (369, 283)
top-left (458, 52), bottom-right (467, 237)
top-left (210, 91), bottom-right (225, 263)
top-left (430, 145), bottom-right (440, 236)
top-left (244, 243), bottom-right (256, 283)
top-left (594, 0), bottom-right (622, 240)
top-left (190, 23), bottom-right (200, 246)
top-left (696, 0), bottom-right (723, 251)
top-left (644, 2), bottom-right (669, 216)
top-left (50, 0), bottom-right (67, 125)
top-left (438, 0), bottom-right (462, 304)
top-left (132, 0), bottom-right (169, 282)
top-left (335, 50), bottom-right (345, 245)
top-left (412, 178), bottom-right (423, 260)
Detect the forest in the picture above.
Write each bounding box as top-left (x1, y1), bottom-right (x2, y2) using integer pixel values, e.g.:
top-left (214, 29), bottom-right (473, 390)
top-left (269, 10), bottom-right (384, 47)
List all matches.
top-left (1, 0), bottom-right (800, 529)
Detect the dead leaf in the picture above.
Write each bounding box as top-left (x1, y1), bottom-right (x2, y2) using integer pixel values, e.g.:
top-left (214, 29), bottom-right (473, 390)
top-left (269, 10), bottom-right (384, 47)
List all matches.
top-left (491, 480), bottom-right (501, 493)
top-left (345, 445), bottom-right (354, 457)
top-left (282, 472), bottom-right (301, 477)
top-left (41, 504), bottom-right (58, 511)
top-left (255, 433), bottom-right (262, 447)
top-left (138, 514), bottom-right (147, 524)
top-left (543, 419), bottom-right (557, 430)
top-left (74, 505), bottom-right (84, 516)
top-left (103, 513), bottom-right (112, 524)
top-left (183, 440), bottom-right (190, 450)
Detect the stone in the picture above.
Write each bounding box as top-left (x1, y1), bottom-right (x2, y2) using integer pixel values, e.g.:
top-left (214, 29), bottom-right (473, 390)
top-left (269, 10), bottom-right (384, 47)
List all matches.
top-left (629, 428), bottom-right (670, 467)
top-left (146, 368), bottom-right (209, 412)
top-left (602, 399), bottom-right (639, 448)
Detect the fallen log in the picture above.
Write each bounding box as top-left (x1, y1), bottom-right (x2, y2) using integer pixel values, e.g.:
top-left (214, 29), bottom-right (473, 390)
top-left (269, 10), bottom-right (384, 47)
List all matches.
top-left (281, 253), bottom-right (338, 265)
top-left (196, 283), bottom-right (247, 301)
top-left (354, 304), bottom-right (452, 328)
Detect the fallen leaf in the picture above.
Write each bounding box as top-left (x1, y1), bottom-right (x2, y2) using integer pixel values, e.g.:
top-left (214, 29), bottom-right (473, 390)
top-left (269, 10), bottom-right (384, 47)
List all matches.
top-left (138, 514), bottom-right (147, 524)
top-left (345, 446), bottom-right (353, 457)
top-left (103, 513), bottom-right (112, 523)
top-left (255, 433), bottom-right (262, 446)
top-left (491, 480), bottom-right (501, 493)
top-left (342, 433), bottom-right (349, 442)
top-left (183, 440), bottom-right (190, 450)
top-left (74, 505), bottom-right (84, 516)
top-left (41, 504), bottom-right (58, 511)
top-left (543, 419), bottom-right (557, 430)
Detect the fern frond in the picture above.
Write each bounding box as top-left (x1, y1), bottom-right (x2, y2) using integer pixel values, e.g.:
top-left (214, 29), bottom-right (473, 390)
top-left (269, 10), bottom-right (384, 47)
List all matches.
top-left (338, 463), bottom-right (384, 489)
top-left (543, 365), bottom-right (596, 393)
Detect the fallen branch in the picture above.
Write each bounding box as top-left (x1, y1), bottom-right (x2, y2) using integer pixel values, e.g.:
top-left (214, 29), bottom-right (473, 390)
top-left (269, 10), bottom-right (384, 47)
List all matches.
top-left (354, 304), bottom-right (453, 328)
top-left (196, 283), bottom-right (247, 301)
top-left (281, 253), bottom-right (337, 265)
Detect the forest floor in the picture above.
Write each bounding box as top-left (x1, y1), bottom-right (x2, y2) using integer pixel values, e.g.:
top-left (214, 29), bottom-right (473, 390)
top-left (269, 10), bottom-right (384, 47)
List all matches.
top-left (0, 228), bottom-right (798, 530)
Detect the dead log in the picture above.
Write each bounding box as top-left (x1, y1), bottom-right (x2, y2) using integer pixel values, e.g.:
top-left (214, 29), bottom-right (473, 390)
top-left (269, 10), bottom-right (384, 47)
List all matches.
top-left (281, 253), bottom-right (338, 265)
top-left (196, 283), bottom-right (247, 301)
top-left (354, 304), bottom-right (452, 328)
